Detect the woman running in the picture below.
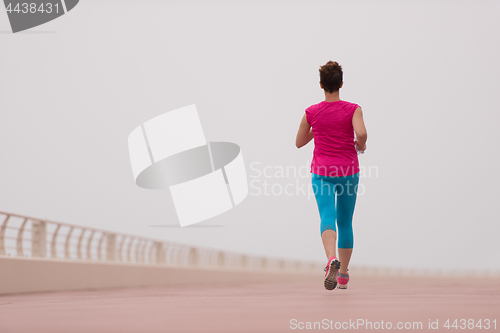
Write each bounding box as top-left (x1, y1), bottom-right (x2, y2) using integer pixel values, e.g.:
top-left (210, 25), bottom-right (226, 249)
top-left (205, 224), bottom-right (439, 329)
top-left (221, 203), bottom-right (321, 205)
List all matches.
top-left (295, 61), bottom-right (367, 290)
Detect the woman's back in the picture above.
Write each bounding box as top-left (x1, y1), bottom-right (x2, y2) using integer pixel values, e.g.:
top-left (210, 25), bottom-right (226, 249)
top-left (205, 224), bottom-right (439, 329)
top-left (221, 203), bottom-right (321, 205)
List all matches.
top-left (306, 100), bottom-right (360, 177)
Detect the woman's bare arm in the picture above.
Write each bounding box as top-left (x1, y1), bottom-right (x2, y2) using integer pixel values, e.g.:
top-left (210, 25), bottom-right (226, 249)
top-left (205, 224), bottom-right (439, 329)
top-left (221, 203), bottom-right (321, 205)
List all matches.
top-left (352, 107), bottom-right (367, 151)
top-left (296, 113), bottom-right (313, 148)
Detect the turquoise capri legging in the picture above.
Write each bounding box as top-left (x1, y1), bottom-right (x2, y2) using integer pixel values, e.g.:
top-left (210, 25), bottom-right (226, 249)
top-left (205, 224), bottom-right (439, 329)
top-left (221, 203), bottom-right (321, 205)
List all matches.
top-left (311, 172), bottom-right (359, 249)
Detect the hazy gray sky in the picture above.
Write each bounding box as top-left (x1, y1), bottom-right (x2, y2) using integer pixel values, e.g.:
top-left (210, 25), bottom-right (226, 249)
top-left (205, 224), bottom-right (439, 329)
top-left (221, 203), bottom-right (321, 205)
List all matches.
top-left (1, 1), bottom-right (499, 272)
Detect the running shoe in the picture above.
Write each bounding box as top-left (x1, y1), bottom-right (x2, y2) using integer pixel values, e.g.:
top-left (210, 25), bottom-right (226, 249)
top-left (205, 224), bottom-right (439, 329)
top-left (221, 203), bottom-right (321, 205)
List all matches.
top-left (324, 256), bottom-right (340, 290)
top-left (337, 270), bottom-right (349, 289)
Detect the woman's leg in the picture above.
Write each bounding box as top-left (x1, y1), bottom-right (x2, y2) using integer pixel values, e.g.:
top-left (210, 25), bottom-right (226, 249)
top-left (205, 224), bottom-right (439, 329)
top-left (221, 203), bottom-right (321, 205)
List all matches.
top-left (336, 173), bottom-right (359, 274)
top-left (312, 174), bottom-right (337, 259)
top-left (338, 249), bottom-right (353, 274)
top-left (321, 230), bottom-right (337, 259)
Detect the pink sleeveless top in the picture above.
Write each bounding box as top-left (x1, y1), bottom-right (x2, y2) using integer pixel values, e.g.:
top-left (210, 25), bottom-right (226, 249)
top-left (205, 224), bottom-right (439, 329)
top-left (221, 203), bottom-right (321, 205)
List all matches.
top-left (305, 100), bottom-right (360, 177)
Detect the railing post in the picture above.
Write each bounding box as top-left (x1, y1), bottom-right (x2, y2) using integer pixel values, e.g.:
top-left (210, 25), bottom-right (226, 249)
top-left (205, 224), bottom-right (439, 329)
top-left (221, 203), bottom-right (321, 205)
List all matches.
top-left (127, 238), bottom-right (135, 263)
top-left (106, 234), bottom-right (116, 261)
top-left (117, 236), bottom-right (126, 262)
top-left (97, 232), bottom-right (106, 261)
top-left (16, 218), bottom-right (28, 257)
top-left (141, 240), bottom-right (148, 263)
top-left (0, 215), bottom-right (11, 256)
top-left (64, 227), bottom-right (74, 259)
top-left (51, 224), bottom-right (61, 259)
top-left (217, 252), bottom-right (225, 268)
top-left (86, 230), bottom-right (95, 260)
top-left (135, 239), bottom-right (143, 263)
top-left (153, 241), bottom-right (163, 264)
top-left (77, 229), bottom-right (85, 260)
top-left (188, 247), bottom-right (198, 267)
top-left (148, 242), bottom-right (154, 263)
top-left (31, 220), bottom-right (47, 258)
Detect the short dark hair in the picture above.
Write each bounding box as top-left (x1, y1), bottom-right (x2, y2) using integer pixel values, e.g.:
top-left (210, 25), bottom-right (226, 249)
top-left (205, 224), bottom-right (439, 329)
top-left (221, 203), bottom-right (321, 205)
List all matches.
top-left (319, 61), bottom-right (343, 93)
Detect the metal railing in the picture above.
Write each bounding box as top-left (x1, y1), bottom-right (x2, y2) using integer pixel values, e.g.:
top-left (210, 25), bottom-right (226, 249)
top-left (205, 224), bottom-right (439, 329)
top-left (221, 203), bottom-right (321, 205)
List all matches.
top-left (0, 211), bottom-right (321, 273)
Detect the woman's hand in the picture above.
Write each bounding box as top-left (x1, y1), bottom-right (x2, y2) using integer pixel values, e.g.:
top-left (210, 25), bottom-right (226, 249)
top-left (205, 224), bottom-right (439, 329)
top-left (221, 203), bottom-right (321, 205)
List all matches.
top-left (352, 107), bottom-right (367, 154)
top-left (296, 113), bottom-right (313, 148)
top-left (354, 140), bottom-right (366, 154)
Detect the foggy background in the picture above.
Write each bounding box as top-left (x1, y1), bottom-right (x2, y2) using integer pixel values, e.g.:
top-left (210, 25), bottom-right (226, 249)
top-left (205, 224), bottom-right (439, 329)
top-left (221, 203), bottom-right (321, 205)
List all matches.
top-left (1, 0), bottom-right (499, 272)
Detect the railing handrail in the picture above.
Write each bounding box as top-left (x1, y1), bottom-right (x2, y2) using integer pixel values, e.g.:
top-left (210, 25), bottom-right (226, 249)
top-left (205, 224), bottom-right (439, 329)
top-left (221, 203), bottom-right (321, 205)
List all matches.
top-left (1, 210), bottom-right (192, 248)
top-left (0, 210), bottom-right (321, 273)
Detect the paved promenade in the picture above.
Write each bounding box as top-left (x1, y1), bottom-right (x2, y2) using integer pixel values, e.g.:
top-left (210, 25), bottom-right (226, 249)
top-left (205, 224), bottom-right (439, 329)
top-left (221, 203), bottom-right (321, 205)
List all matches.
top-left (0, 275), bottom-right (498, 333)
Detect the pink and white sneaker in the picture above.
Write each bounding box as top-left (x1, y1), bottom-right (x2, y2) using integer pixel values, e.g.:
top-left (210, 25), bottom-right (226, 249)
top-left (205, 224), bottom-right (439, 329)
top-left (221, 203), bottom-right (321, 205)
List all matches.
top-left (324, 257), bottom-right (341, 290)
top-left (337, 270), bottom-right (349, 289)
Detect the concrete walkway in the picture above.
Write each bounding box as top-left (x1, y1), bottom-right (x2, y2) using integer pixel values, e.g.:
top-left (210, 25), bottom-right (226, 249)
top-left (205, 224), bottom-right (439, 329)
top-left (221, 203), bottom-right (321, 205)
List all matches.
top-left (0, 275), bottom-right (498, 333)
